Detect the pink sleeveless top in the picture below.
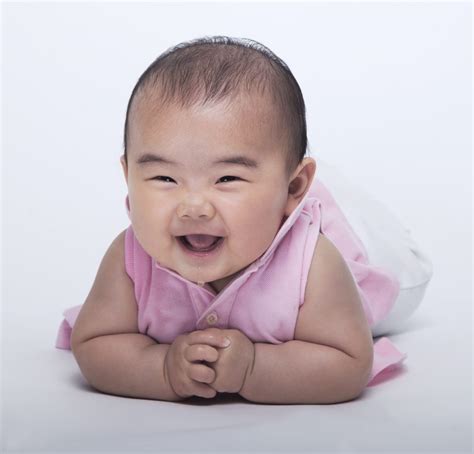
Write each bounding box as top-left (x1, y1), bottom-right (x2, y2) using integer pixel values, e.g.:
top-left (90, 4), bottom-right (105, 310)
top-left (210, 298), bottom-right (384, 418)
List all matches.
top-left (56, 178), bottom-right (406, 386)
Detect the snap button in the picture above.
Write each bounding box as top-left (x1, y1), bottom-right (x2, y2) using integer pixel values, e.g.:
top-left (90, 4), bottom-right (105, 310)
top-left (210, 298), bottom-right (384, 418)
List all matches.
top-left (206, 312), bottom-right (218, 325)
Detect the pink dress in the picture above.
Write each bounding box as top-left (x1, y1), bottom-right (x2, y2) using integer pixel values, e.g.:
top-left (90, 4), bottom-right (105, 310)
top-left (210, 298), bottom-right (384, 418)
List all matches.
top-left (56, 177), bottom-right (407, 387)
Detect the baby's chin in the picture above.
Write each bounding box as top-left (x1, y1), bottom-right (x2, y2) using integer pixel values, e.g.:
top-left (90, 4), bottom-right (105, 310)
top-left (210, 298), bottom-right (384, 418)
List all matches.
top-left (162, 265), bottom-right (229, 290)
top-left (189, 272), bottom-right (232, 291)
top-left (207, 264), bottom-right (256, 292)
top-left (162, 257), bottom-right (255, 291)
top-left (188, 269), bottom-right (243, 292)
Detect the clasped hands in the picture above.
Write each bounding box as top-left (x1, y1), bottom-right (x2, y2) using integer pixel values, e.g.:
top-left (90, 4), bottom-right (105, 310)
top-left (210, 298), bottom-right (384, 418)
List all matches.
top-left (164, 327), bottom-right (255, 399)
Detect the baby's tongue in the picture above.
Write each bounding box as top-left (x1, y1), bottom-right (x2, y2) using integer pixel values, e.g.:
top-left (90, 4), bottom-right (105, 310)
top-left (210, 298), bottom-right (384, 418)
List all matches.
top-left (185, 234), bottom-right (218, 250)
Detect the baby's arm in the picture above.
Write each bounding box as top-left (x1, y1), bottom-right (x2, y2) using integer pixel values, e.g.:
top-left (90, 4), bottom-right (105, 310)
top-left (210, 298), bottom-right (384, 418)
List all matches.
top-left (71, 231), bottom-right (228, 401)
top-left (238, 234), bottom-right (374, 404)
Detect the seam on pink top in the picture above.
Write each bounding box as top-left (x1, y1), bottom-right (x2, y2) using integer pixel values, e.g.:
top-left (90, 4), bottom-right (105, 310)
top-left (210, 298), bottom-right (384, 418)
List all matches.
top-left (299, 199), bottom-right (322, 307)
top-left (188, 287), bottom-right (203, 322)
top-left (124, 226), bottom-right (135, 282)
top-left (227, 275), bottom-right (251, 326)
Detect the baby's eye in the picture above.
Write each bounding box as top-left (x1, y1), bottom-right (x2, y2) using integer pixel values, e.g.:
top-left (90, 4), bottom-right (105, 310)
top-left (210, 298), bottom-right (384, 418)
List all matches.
top-left (218, 176), bottom-right (241, 183)
top-left (152, 176), bottom-right (176, 183)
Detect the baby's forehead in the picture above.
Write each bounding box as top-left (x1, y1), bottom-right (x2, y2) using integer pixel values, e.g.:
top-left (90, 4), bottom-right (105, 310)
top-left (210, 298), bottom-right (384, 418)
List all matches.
top-left (132, 88), bottom-right (284, 134)
top-left (128, 94), bottom-right (289, 167)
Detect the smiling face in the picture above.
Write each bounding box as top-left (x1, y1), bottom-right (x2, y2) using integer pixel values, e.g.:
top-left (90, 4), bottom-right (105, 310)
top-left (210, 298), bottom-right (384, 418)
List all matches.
top-left (121, 94), bottom-right (315, 293)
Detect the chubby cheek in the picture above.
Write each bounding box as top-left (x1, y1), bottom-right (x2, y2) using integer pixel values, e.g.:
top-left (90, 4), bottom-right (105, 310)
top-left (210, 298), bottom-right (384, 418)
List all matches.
top-left (129, 199), bottom-right (173, 258)
top-left (228, 195), bottom-right (284, 261)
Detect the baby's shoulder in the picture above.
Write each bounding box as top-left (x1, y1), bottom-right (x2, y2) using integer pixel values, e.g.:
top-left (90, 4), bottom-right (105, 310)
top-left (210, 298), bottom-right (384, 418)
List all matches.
top-left (105, 229), bottom-right (128, 270)
top-left (310, 233), bottom-right (339, 268)
top-left (90, 228), bottom-right (130, 295)
top-left (303, 231), bottom-right (356, 306)
top-left (112, 228), bottom-right (127, 253)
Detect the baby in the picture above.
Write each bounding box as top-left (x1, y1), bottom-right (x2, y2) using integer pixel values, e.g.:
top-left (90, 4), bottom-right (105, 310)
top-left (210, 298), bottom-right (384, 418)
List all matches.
top-left (59, 36), bottom-right (403, 404)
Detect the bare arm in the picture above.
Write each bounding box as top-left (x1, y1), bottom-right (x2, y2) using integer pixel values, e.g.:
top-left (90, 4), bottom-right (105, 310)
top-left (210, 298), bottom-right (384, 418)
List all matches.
top-left (73, 334), bottom-right (182, 401)
top-left (239, 340), bottom-right (370, 404)
top-left (240, 234), bottom-right (374, 404)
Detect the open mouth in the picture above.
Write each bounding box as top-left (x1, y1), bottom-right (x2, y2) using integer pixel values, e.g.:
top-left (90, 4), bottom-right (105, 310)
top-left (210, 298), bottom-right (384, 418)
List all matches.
top-left (178, 235), bottom-right (224, 253)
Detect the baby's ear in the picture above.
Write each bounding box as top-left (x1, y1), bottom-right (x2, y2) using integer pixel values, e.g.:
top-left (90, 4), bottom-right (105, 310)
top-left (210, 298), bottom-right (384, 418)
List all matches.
top-left (120, 155), bottom-right (129, 184)
top-left (287, 157), bottom-right (316, 202)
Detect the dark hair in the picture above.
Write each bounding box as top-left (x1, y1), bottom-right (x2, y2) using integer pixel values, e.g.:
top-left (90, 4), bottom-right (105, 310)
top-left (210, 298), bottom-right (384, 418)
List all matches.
top-left (123, 36), bottom-right (309, 175)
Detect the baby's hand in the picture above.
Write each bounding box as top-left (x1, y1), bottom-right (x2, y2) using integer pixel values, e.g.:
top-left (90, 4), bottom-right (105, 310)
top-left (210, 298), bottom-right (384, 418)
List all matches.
top-left (164, 330), bottom-right (231, 399)
top-left (204, 328), bottom-right (255, 394)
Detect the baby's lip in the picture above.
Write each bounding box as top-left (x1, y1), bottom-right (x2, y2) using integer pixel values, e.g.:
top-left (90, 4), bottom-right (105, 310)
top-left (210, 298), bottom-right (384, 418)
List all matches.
top-left (175, 232), bottom-right (225, 238)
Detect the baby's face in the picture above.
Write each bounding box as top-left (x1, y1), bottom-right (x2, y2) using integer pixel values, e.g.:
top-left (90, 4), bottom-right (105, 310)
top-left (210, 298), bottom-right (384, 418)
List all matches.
top-left (122, 95), bottom-right (300, 292)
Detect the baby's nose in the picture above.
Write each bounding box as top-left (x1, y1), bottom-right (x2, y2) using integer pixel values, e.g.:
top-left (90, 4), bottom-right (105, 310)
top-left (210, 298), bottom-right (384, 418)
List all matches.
top-left (177, 195), bottom-right (215, 219)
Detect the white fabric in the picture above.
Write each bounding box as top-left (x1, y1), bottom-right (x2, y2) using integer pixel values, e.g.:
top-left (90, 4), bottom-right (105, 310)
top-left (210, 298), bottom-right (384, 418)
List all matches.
top-left (315, 159), bottom-right (434, 337)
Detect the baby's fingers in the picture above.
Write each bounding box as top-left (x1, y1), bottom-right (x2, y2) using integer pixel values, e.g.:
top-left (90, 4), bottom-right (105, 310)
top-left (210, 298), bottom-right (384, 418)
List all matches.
top-left (192, 382), bottom-right (217, 399)
top-left (185, 344), bottom-right (219, 363)
top-left (188, 363), bottom-right (216, 384)
top-left (188, 329), bottom-right (231, 349)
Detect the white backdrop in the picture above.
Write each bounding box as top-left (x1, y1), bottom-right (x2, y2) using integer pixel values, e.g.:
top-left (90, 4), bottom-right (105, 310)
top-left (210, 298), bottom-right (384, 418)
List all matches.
top-left (2, 2), bottom-right (472, 453)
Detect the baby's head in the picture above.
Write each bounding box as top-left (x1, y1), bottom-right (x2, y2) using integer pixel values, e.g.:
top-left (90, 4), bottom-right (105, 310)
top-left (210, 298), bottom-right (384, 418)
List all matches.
top-left (121, 36), bottom-right (316, 291)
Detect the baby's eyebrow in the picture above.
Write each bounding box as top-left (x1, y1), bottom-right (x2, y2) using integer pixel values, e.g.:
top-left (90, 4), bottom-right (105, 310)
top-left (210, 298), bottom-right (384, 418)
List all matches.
top-left (135, 152), bottom-right (259, 169)
top-left (135, 153), bottom-right (176, 166)
top-left (214, 155), bottom-right (259, 169)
